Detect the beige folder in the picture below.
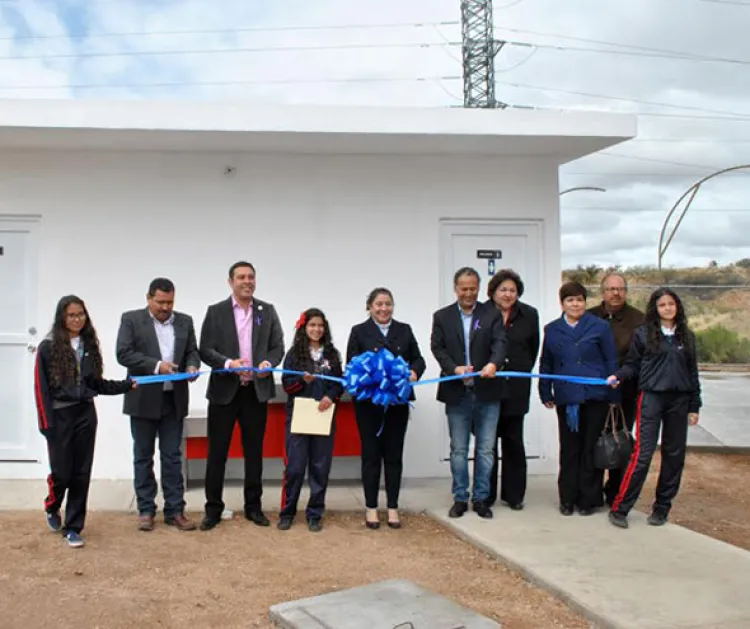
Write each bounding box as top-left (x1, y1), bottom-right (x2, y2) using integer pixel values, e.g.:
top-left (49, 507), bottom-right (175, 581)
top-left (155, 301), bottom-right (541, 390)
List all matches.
top-left (290, 397), bottom-right (335, 436)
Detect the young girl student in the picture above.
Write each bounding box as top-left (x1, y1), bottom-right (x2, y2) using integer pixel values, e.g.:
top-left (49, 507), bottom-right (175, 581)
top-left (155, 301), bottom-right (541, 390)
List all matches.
top-left (607, 288), bottom-right (701, 529)
top-left (34, 295), bottom-right (135, 548)
top-left (279, 308), bottom-right (344, 532)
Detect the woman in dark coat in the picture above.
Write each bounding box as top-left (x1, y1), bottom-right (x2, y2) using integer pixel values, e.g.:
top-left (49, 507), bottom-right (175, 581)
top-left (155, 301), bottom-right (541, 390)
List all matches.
top-left (475, 270), bottom-right (540, 510)
top-left (346, 287), bottom-right (426, 529)
top-left (539, 281), bottom-right (618, 516)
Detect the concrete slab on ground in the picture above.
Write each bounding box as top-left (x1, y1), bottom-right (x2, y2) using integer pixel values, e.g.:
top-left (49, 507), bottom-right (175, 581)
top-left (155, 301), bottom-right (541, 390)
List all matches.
top-left (269, 578), bottom-right (501, 629)
top-left (430, 480), bottom-right (750, 629)
top-left (689, 373), bottom-right (750, 449)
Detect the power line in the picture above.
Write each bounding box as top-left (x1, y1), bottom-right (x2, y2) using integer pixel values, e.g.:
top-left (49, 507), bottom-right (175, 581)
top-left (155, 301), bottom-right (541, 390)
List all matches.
top-left (0, 20), bottom-right (461, 43)
top-left (496, 26), bottom-right (750, 66)
top-left (563, 171), bottom-right (750, 177)
top-left (699, 0), bottom-right (750, 5)
top-left (0, 74), bottom-right (462, 92)
top-left (503, 40), bottom-right (750, 66)
top-left (0, 40), bottom-right (463, 62)
top-left (563, 206), bottom-right (750, 212)
top-left (601, 151), bottom-right (750, 175)
top-left (495, 81), bottom-right (750, 119)
top-left (629, 138), bottom-right (750, 143)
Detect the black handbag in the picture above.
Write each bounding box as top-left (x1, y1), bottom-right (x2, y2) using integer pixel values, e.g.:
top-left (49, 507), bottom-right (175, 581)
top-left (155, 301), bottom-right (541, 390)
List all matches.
top-left (594, 405), bottom-right (634, 470)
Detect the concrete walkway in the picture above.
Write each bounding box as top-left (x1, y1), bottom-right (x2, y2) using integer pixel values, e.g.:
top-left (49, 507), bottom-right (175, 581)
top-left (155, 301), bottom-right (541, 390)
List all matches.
top-left (688, 373), bottom-right (750, 450)
top-left (2, 476), bottom-right (749, 629)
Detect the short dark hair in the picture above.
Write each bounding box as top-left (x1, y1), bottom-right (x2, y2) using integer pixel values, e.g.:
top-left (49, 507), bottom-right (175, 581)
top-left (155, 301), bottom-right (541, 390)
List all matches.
top-left (453, 267), bottom-right (480, 286)
top-left (366, 287), bottom-right (394, 310)
top-left (487, 269), bottom-right (524, 299)
top-left (559, 281), bottom-right (587, 302)
top-left (148, 277), bottom-right (175, 296)
top-left (229, 261), bottom-right (256, 279)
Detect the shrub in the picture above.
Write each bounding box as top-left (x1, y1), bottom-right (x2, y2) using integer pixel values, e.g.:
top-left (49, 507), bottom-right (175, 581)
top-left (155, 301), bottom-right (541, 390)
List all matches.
top-left (695, 325), bottom-right (750, 363)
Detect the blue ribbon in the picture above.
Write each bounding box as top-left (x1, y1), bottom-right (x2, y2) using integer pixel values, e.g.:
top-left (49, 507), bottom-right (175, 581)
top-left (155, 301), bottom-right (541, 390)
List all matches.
top-left (131, 352), bottom-right (610, 418)
top-left (131, 366), bottom-right (346, 386)
top-left (343, 350), bottom-right (412, 409)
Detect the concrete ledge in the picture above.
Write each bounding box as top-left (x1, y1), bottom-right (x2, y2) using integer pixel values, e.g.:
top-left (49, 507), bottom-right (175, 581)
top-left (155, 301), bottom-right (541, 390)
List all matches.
top-left (430, 510), bottom-right (618, 629)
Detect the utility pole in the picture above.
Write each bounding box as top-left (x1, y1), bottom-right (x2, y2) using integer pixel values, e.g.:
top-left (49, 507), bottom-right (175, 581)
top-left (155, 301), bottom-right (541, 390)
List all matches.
top-left (461, 0), bottom-right (507, 108)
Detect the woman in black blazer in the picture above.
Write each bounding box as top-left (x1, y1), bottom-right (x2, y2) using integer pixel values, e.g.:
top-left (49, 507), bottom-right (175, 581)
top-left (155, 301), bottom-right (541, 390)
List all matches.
top-left (476, 270), bottom-right (540, 510)
top-left (346, 287), bottom-right (426, 529)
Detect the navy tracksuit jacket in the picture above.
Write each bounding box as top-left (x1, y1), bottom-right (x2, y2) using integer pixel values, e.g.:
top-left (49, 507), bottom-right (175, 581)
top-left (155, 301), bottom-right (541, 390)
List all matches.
top-left (280, 347), bottom-right (344, 519)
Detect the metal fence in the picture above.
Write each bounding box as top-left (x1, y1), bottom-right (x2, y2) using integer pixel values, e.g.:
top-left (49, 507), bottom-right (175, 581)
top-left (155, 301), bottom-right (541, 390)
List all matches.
top-left (584, 284), bottom-right (750, 365)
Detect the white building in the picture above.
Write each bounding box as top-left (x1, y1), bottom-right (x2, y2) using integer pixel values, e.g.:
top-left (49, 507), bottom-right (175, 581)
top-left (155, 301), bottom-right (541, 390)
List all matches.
top-left (0, 100), bottom-right (635, 483)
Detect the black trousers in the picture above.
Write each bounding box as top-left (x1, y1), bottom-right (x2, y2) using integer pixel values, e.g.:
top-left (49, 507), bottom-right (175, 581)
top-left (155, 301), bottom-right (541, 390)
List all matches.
top-left (280, 413), bottom-right (336, 519)
top-left (556, 400), bottom-right (608, 510)
top-left (612, 392), bottom-right (690, 516)
top-left (472, 410), bottom-right (528, 506)
top-left (44, 402), bottom-right (98, 534)
top-left (130, 392), bottom-right (186, 517)
top-left (603, 392), bottom-right (639, 506)
top-left (355, 401), bottom-right (409, 509)
top-left (204, 384), bottom-right (267, 521)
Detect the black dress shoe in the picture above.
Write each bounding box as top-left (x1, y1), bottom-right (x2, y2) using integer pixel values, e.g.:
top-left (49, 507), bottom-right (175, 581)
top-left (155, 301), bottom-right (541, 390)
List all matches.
top-left (200, 516), bottom-right (220, 531)
top-left (448, 501), bottom-right (469, 518)
top-left (508, 502), bottom-right (524, 511)
top-left (308, 518), bottom-right (323, 533)
top-left (647, 510), bottom-right (668, 526)
top-left (559, 504), bottom-right (574, 516)
top-left (245, 511), bottom-right (270, 527)
top-left (578, 507), bottom-right (596, 516)
top-left (473, 502), bottom-right (493, 519)
top-left (277, 516), bottom-right (293, 531)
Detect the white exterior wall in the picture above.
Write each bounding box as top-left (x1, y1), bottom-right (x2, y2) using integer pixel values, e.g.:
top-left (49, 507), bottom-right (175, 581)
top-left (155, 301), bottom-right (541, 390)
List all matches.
top-left (0, 149), bottom-right (561, 481)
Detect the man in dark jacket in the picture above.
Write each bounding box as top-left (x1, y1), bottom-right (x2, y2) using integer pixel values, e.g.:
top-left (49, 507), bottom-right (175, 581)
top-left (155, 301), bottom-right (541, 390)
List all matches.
top-left (587, 272), bottom-right (644, 506)
top-left (430, 267), bottom-right (506, 520)
top-left (116, 278), bottom-right (201, 532)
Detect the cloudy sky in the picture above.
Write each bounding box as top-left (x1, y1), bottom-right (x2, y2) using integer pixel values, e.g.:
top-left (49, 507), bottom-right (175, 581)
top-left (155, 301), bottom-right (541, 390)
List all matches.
top-left (1, 0), bottom-right (749, 270)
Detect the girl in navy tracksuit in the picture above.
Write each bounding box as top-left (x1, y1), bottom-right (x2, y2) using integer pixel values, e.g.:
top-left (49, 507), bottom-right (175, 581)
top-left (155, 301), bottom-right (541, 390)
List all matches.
top-left (608, 288), bottom-right (701, 529)
top-left (278, 308), bottom-right (344, 532)
top-left (34, 295), bottom-right (134, 548)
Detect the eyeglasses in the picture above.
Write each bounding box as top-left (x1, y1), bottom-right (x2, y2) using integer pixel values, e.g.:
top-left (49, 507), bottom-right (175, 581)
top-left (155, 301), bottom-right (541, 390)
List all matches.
top-left (66, 313), bottom-right (87, 320)
top-left (604, 287), bottom-right (626, 293)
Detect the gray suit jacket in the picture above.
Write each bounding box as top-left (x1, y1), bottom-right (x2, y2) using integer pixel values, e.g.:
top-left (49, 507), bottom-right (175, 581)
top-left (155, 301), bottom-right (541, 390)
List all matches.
top-left (199, 297), bottom-right (285, 405)
top-left (116, 308), bottom-right (201, 420)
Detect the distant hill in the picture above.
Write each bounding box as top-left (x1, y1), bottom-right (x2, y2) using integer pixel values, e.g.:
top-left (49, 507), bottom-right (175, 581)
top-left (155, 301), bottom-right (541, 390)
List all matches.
top-left (561, 260), bottom-right (750, 364)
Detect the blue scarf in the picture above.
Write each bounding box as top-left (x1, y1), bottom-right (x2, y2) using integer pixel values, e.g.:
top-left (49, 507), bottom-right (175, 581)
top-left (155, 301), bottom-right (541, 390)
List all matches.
top-left (566, 404), bottom-right (580, 432)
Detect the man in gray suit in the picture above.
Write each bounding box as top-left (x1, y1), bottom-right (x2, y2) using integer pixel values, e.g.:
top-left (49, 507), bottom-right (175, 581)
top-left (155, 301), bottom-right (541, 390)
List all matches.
top-left (198, 261), bottom-right (284, 531)
top-left (116, 278), bottom-right (201, 532)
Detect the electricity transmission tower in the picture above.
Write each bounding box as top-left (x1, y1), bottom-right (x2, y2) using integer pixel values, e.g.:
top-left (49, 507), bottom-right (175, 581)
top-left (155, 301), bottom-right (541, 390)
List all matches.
top-left (461, 0), bottom-right (507, 108)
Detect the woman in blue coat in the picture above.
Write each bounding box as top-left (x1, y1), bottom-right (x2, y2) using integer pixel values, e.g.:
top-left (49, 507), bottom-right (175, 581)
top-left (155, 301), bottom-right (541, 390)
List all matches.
top-left (539, 281), bottom-right (618, 516)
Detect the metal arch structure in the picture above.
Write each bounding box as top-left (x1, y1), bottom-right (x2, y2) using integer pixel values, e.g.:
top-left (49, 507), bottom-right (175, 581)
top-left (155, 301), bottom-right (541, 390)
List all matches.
top-left (461, 0), bottom-right (507, 108)
top-left (657, 164), bottom-right (750, 270)
top-left (559, 186), bottom-right (607, 197)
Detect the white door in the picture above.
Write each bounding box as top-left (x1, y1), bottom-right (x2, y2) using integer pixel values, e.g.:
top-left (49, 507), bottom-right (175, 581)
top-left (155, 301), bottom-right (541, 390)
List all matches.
top-left (0, 216), bottom-right (40, 461)
top-left (439, 219), bottom-right (543, 460)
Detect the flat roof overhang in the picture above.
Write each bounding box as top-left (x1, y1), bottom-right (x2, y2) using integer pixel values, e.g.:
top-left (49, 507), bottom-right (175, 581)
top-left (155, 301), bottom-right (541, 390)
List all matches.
top-left (0, 100), bottom-right (636, 164)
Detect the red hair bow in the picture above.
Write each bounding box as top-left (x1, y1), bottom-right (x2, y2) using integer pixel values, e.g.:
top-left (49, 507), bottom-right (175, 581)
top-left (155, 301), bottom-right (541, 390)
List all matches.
top-left (295, 312), bottom-right (307, 330)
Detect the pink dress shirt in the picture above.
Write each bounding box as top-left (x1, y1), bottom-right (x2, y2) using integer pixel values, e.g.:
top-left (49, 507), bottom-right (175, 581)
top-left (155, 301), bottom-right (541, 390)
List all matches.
top-left (226, 297), bottom-right (253, 382)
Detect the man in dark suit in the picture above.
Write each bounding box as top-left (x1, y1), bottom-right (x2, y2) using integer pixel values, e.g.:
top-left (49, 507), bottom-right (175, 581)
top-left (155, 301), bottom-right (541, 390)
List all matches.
top-left (198, 261), bottom-right (284, 531)
top-left (116, 278), bottom-right (201, 532)
top-left (431, 267), bottom-right (507, 519)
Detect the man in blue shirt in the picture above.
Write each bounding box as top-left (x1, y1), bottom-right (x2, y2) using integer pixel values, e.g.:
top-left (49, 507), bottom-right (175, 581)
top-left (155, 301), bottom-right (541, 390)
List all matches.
top-left (431, 268), bottom-right (507, 519)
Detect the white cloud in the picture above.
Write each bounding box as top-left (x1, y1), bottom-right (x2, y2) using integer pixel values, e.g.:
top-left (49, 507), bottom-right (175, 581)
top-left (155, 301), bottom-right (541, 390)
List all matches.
top-left (2, 0), bottom-right (750, 269)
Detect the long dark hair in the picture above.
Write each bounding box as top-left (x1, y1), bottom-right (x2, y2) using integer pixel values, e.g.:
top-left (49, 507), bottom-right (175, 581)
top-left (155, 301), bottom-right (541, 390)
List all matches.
top-left (48, 295), bottom-right (104, 387)
top-left (291, 308), bottom-right (341, 372)
top-left (644, 288), bottom-right (693, 354)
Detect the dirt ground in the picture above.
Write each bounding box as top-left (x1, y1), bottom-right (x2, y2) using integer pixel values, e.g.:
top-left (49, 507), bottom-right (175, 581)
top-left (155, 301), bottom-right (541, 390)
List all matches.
top-left (637, 451), bottom-right (750, 551)
top-left (0, 512), bottom-right (587, 629)
top-left (2, 452), bottom-right (746, 629)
